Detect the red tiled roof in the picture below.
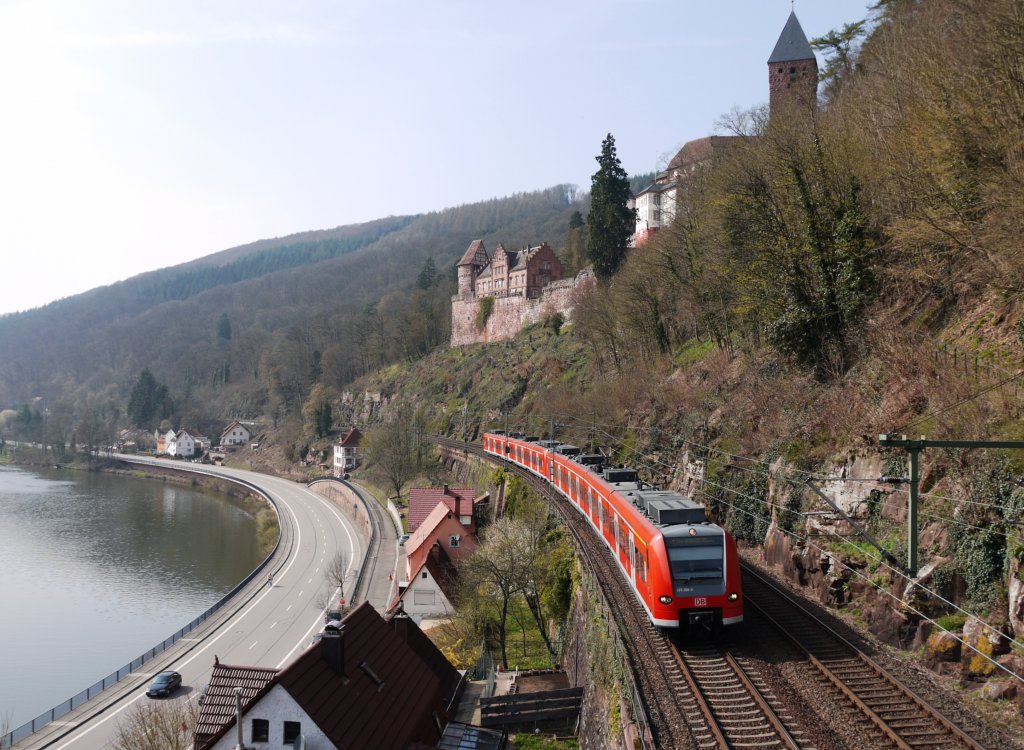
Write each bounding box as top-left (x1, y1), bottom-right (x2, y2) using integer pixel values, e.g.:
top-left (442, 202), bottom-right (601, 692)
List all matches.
top-left (193, 661), bottom-right (278, 747)
top-left (336, 426), bottom-right (362, 447)
top-left (407, 486), bottom-right (476, 532)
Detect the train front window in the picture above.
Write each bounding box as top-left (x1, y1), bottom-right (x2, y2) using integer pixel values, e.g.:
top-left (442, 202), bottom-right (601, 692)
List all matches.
top-left (666, 536), bottom-right (724, 586)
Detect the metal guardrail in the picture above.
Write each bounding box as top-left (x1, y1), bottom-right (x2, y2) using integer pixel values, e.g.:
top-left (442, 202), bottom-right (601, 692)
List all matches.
top-left (2, 468), bottom-right (282, 749)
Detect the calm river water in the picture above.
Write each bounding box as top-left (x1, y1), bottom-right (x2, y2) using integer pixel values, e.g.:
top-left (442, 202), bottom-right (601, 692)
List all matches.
top-left (0, 464), bottom-right (263, 730)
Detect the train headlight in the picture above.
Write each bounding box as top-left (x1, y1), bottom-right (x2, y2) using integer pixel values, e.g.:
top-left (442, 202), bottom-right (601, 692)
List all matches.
top-left (727, 592), bottom-right (739, 602)
top-left (688, 527), bottom-right (698, 536)
top-left (658, 595), bottom-right (673, 605)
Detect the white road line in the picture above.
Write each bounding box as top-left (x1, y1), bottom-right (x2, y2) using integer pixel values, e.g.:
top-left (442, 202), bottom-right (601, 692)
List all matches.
top-left (249, 641), bottom-right (258, 650)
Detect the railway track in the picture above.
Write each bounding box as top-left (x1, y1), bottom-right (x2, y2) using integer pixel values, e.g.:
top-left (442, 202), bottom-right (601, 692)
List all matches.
top-left (741, 565), bottom-right (988, 750)
top-left (443, 438), bottom-right (803, 749)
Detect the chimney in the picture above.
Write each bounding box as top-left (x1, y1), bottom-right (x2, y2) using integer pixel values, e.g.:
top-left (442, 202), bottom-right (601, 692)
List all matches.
top-left (455, 491), bottom-right (461, 520)
top-left (391, 608), bottom-right (412, 643)
top-left (442, 484), bottom-right (449, 495)
top-left (321, 623), bottom-right (346, 677)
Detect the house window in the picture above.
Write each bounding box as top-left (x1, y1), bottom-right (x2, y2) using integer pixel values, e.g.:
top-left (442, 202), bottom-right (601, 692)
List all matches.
top-left (414, 589), bottom-right (436, 605)
top-left (450, 535), bottom-right (461, 547)
top-left (283, 721), bottom-right (301, 745)
top-left (252, 719), bottom-right (269, 743)
top-left (422, 571), bottom-right (428, 578)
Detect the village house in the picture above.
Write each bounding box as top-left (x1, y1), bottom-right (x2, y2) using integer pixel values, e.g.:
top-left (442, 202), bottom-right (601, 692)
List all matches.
top-left (192, 603), bottom-right (464, 750)
top-left (220, 420), bottom-right (251, 447)
top-left (332, 426), bottom-right (362, 477)
top-left (391, 542), bottom-right (459, 625)
top-left (404, 498), bottom-right (481, 584)
top-left (167, 429), bottom-right (196, 458)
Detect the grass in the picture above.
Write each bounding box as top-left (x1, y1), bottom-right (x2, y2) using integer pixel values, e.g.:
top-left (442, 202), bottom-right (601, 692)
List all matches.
top-left (513, 736), bottom-right (579, 749)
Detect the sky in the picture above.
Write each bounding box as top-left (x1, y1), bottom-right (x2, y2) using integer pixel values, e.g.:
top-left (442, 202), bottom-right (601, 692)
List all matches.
top-left (0, 0), bottom-right (874, 315)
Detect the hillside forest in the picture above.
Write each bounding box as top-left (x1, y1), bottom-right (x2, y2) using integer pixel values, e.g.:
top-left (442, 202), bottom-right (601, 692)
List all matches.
top-left (1, 0), bottom-right (1024, 672)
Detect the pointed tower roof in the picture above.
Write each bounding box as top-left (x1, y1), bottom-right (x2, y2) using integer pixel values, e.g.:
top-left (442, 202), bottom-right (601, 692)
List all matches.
top-left (768, 11), bottom-right (815, 64)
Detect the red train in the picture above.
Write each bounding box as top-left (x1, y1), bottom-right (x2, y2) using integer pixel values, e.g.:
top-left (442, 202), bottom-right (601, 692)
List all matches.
top-left (483, 432), bottom-right (743, 632)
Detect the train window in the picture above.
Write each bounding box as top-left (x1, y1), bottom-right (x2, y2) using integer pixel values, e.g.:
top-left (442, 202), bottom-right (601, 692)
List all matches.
top-left (634, 545), bottom-right (647, 582)
top-left (665, 537), bottom-right (724, 582)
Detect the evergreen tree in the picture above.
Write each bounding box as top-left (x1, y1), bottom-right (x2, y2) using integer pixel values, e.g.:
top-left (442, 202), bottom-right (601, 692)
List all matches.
top-left (416, 257), bottom-right (439, 289)
top-left (217, 313), bottom-right (232, 342)
top-left (127, 369), bottom-right (174, 428)
top-left (586, 134), bottom-right (635, 281)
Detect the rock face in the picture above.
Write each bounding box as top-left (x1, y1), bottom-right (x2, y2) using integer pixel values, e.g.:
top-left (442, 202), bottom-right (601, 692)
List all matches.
top-left (962, 617), bottom-right (1012, 681)
top-left (1010, 555), bottom-right (1024, 639)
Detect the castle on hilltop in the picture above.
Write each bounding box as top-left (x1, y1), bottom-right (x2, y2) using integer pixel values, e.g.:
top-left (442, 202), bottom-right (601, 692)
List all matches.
top-left (450, 240), bottom-right (593, 346)
top-left (631, 11), bottom-right (818, 246)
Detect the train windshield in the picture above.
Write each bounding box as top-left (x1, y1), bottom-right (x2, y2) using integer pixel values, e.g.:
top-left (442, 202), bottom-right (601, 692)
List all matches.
top-left (665, 536), bottom-right (724, 582)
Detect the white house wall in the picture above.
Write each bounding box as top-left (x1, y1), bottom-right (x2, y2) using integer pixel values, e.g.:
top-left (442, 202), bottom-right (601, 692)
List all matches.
top-left (402, 570), bottom-right (452, 624)
top-left (206, 684), bottom-right (333, 750)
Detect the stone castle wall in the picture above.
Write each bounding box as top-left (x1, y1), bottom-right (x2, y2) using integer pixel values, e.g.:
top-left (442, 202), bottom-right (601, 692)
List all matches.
top-left (450, 271), bottom-right (593, 347)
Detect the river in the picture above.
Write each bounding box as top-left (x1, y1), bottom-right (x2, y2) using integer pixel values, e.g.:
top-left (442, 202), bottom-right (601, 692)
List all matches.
top-left (0, 463), bottom-right (263, 731)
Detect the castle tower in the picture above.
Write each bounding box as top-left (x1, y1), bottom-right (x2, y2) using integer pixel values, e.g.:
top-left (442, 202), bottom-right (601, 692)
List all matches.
top-left (456, 240), bottom-right (490, 299)
top-left (767, 11), bottom-right (818, 112)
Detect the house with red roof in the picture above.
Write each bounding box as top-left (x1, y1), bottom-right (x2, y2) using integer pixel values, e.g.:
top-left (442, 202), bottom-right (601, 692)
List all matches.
top-left (391, 541), bottom-right (460, 625)
top-left (404, 500), bottom-right (481, 583)
top-left (333, 426), bottom-right (362, 478)
top-left (220, 420), bottom-right (251, 447)
top-left (193, 602), bottom-right (464, 750)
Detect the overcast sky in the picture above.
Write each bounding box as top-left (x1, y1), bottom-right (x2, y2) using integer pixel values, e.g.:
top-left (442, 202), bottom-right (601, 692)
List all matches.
top-left (0, 0), bottom-right (873, 315)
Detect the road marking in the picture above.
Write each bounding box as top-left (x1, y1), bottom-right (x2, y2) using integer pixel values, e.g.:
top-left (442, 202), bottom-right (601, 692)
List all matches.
top-left (286, 604), bottom-right (292, 612)
top-left (249, 641), bottom-right (258, 650)
top-left (270, 621), bottom-right (277, 629)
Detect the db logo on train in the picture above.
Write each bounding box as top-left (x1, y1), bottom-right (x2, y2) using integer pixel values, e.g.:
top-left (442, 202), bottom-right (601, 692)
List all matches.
top-left (694, 598), bottom-right (707, 607)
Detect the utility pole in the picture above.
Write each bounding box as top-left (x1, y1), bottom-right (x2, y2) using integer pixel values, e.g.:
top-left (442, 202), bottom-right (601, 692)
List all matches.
top-left (878, 434), bottom-right (1024, 576)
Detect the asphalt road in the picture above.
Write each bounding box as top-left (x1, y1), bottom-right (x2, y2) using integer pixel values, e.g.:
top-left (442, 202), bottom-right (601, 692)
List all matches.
top-left (13, 458), bottom-right (364, 750)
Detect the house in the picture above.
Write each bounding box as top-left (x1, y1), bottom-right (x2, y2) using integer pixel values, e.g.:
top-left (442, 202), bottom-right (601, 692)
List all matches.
top-left (192, 433), bottom-right (211, 454)
top-left (156, 427), bottom-right (176, 454)
top-left (220, 420), bottom-right (251, 447)
top-left (391, 541), bottom-right (459, 625)
top-left (332, 427), bottom-right (363, 477)
top-left (193, 602), bottom-right (464, 750)
top-left (404, 500), bottom-right (480, 582)
top-left (167, 429), bottom-right (195, 458)
top-left (407, 485), bottom-right (485, 534)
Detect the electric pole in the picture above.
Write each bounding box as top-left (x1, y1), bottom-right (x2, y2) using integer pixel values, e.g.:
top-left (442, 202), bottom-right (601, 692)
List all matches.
top-left (878, 434), bottom-right (1024, 576)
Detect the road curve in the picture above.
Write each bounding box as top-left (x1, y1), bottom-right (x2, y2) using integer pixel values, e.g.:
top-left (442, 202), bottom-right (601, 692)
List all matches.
top-left (14, 458), bottom-right (365, 750)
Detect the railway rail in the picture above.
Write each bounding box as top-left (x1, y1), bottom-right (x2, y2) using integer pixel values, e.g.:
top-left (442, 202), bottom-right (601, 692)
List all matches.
top-left (741, 566), bottom-right (988, 750)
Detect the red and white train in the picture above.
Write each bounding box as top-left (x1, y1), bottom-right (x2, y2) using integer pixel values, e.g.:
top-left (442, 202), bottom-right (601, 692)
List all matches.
top-left (483, 431), bottom-right (743, 632)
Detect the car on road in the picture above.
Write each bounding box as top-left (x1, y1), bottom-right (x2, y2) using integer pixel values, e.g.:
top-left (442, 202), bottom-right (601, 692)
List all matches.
top-left (146, 670), bottom-right (182, 698)
top-left (399, 533), bottom-right (410, 545)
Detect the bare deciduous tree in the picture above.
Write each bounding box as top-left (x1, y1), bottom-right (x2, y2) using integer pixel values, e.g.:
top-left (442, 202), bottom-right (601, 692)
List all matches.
top-left (111, 698), bottom-right (198, 750)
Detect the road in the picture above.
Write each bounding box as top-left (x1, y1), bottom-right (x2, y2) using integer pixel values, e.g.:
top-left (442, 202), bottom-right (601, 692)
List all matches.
top-left (13, 458), bottom-right (366, 750)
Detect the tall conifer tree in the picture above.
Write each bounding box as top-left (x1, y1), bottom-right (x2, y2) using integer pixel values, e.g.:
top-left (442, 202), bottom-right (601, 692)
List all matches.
top-left (586, 133), bottom-right (635, 281)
